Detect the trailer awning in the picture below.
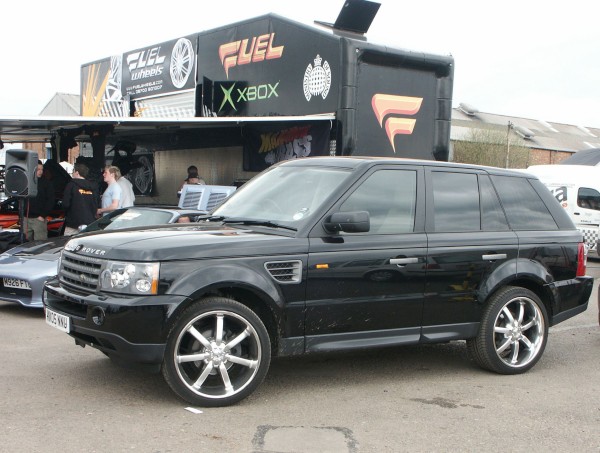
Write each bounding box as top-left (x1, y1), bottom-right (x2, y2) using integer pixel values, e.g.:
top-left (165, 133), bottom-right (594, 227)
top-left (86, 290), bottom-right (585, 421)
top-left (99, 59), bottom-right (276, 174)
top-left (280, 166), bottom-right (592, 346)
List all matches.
top-left (0, 114), bottom-right (336, 144)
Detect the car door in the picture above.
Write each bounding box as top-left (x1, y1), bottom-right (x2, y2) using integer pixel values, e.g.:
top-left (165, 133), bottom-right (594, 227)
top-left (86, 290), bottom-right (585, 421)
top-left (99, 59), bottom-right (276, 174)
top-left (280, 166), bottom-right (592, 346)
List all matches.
top-left (304, 165), bottom-right (427, 352)
top-left (421, 169), bottom-right (518, 341)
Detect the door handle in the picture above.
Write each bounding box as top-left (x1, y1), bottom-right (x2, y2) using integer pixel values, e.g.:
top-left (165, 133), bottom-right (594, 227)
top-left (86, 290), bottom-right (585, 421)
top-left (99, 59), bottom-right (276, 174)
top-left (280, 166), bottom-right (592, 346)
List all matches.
top-left (390, 257), bottom-right (419, 266)
top-left (482, 253), bottom-right (507, 261)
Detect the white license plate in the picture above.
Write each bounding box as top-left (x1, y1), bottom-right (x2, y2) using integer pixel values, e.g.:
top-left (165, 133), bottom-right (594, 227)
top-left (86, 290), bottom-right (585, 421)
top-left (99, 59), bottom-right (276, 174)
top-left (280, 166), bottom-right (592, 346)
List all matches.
top-left (45, 308), bottom-right (70, 333)
top-left (3, 277), bottom-right (31, 289)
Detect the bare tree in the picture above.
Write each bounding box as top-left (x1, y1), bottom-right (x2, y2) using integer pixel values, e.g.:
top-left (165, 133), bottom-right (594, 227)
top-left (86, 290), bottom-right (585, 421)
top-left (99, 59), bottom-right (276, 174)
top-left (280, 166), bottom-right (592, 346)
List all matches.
top-left (453, 128), bottom-right (530, 168)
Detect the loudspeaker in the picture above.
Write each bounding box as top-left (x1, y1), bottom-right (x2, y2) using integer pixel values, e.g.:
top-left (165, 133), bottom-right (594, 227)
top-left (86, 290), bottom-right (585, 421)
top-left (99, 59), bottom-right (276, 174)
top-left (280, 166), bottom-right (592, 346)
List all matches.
top-left (5, 149), bottom-right (38, 197)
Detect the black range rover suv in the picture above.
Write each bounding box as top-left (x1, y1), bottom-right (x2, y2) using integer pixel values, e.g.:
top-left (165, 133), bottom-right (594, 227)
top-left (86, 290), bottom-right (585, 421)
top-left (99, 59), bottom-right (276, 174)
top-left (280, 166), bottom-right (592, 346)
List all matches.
top-left (44, 157), bottom-right (593, 406)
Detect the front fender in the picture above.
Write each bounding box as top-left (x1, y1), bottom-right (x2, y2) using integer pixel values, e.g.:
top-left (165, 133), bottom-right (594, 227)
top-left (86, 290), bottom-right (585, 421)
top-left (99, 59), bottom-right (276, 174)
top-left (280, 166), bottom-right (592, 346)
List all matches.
top-left (166, 260), bottom-right (284, 302)
top-left (160, 258), bottom-right (307, 335)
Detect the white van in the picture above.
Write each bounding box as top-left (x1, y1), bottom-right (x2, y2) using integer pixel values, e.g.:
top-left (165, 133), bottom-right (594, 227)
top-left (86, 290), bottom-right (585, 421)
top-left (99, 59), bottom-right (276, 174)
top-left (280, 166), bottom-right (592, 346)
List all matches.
top-left (526, 164), bottom-right (600, 253)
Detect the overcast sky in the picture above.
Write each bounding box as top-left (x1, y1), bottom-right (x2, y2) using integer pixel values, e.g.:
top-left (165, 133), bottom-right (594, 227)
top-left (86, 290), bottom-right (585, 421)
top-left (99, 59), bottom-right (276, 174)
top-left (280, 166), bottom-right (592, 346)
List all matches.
top-left (1, 0), bottom-right (598, 127)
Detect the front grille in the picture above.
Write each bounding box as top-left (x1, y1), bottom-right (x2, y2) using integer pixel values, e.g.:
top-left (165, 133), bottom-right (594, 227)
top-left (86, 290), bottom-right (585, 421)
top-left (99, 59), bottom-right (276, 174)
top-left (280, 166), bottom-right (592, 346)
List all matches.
top-left (264, 260), bottom-right (302, 284)
top-left (59, 250), bottom-right (104, 294)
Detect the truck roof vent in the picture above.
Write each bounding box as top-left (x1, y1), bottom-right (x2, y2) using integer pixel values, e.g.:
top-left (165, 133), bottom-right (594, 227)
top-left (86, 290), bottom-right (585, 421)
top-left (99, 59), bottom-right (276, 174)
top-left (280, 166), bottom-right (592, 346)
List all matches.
top-left (314, 0), bottom-right (381, 35)
top-left (458, 103), bottom-right (479, 116)
top-left (265, 260), bottom-right (302, 284)
top-left (514, 125), bottom-right (535, 140)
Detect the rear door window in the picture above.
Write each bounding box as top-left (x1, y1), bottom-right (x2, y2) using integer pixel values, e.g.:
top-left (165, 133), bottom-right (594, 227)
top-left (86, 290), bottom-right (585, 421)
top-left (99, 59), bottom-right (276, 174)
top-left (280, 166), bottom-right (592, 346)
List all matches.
top-left (491, 175), bottom-right (558, 230)
top-left (480, 175), bottom-right (510, 230)
top-left (431, 171), bottom-right (480, 232)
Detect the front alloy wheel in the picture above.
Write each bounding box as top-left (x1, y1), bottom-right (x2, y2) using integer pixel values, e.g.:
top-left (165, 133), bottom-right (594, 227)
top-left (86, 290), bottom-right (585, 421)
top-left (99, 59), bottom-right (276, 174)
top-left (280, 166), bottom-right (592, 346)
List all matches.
top-left (162, 297), bottom-right (271, 406)
top-left (467, 286), bottom-right (548, 374)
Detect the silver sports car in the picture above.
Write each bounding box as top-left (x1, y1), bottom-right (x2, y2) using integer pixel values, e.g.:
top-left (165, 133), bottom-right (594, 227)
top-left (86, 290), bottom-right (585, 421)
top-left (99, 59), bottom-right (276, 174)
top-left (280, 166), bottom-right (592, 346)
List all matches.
top-left (0, 206), bottom-right (203, 308)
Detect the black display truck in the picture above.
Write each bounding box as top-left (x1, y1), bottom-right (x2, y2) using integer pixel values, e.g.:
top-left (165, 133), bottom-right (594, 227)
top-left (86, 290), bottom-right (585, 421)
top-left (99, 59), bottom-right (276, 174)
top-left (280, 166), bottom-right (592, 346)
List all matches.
top-left (75, 0), bottom-right (453, 202)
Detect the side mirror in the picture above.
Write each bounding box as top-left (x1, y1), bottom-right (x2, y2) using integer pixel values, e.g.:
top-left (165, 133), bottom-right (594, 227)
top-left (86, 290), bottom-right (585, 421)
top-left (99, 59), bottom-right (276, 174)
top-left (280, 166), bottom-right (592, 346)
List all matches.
top-left (324, 211), bottom-right (370, 233)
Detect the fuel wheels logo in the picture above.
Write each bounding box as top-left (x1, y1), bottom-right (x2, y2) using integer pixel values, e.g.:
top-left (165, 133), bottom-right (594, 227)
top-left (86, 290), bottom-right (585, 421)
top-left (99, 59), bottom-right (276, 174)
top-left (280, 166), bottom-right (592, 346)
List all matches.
top-left (371, 94), bottom-right (422, 152)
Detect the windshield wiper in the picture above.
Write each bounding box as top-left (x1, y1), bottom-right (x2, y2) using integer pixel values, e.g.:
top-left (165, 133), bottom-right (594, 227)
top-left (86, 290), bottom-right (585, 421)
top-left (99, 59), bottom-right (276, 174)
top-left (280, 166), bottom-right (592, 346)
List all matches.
top-left (222, 218), bottom-right (297, 231)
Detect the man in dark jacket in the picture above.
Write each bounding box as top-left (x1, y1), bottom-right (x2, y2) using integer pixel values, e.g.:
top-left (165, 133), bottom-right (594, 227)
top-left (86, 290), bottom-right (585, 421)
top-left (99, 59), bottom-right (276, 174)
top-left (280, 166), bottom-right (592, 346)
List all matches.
top-left (62, 162), bottom-right (98, 236)
top-left (26, 161), bottom-right (55, 241)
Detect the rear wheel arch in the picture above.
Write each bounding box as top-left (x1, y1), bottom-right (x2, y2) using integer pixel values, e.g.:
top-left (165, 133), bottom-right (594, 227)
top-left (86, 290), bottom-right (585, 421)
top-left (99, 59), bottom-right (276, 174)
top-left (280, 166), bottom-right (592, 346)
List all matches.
top-left (479, 269), bottom-right (554, 322)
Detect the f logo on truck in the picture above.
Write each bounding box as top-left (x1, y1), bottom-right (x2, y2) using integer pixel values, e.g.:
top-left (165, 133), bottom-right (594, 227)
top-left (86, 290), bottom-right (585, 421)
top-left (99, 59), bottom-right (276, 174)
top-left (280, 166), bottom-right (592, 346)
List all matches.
top-left (371, 94), bottom-right (423, 152)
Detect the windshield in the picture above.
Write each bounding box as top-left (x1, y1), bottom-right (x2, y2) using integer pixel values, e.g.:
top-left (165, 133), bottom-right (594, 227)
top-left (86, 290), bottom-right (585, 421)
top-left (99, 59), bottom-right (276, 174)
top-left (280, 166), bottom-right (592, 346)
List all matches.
top-left (84, 208), bottom-right (174, 232)
top-left (213, 165), bottom-right (352, 226)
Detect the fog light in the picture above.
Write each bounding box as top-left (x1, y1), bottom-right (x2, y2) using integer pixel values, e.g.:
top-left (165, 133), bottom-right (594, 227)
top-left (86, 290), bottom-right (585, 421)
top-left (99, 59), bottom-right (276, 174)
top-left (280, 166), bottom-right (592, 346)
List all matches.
top-left (91, 306), bottom-right (106, 326)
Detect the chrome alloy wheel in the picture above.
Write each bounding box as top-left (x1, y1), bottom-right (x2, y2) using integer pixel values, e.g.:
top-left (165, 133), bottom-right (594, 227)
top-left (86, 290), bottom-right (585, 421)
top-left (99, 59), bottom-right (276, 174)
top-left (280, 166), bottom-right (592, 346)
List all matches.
top-left (493, 296), bottom-right (545, 368)
top-left (173, 309), bottom-right (262, 400)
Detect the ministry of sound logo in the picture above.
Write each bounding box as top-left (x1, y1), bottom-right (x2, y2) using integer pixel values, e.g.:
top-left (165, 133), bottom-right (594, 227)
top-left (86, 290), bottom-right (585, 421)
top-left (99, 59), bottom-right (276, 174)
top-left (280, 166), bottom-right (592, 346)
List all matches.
top-left (303, 54), bottom-right (331, 101)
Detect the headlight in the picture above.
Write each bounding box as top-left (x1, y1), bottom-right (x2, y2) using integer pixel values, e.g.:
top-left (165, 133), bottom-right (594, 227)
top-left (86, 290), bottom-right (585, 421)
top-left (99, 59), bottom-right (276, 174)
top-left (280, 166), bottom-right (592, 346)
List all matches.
top-left (99, 261), bottom-right (160, 295)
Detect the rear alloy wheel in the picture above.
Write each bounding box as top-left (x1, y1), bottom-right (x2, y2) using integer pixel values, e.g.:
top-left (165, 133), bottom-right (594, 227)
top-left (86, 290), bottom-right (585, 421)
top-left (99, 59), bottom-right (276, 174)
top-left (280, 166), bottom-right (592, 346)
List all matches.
top-left (162, 297), bottom-right (271, 407)
top-left (467, 286), bottom-right (548, 374)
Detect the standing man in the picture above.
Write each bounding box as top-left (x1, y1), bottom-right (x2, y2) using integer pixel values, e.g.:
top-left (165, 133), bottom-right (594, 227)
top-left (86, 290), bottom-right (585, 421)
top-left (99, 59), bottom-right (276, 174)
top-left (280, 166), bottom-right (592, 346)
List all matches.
top-left (26, 160), bottom-right (55, 241)
top-left (96, 165), bottom-right (122, 216)
top-left (62, 162), bottom-right (98, 236)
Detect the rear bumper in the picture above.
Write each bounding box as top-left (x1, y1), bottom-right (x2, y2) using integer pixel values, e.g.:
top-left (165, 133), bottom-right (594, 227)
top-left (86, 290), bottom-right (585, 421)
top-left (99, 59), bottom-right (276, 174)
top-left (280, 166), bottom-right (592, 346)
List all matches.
top-left (548, 276), bottom-right (593, 326)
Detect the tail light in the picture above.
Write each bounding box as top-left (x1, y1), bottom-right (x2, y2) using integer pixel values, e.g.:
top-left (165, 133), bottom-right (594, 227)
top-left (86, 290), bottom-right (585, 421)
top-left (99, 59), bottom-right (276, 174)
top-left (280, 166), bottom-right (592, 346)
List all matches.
top-left (576, 242), bottom-right (587, 277)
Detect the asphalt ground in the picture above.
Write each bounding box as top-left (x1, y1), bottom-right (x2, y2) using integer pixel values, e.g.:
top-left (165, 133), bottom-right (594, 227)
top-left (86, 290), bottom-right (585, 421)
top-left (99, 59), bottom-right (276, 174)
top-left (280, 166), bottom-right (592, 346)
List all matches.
top-left (1, 263), bottom-right (599, 453)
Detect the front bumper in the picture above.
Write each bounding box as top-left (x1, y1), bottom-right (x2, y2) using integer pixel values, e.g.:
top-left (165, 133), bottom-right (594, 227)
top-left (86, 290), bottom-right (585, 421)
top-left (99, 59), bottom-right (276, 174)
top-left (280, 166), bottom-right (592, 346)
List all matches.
top-left (43, 279), bottom-right (189, 365)
top-left (0, 260), bottom-right (56, 308)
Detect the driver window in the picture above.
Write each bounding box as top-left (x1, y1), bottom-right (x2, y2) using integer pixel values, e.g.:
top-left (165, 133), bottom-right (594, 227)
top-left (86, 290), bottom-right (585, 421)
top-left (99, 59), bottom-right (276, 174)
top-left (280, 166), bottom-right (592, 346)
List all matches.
top-left (339, 169), bottom-right (417, 234)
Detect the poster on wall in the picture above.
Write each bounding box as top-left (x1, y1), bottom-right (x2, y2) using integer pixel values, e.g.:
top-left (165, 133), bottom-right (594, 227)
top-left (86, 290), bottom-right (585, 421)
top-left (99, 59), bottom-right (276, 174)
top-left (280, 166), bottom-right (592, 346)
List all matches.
top-left (121, 35), bottom-right (197, 100)
top-left (243, 122), bottom-right (331, 172)
top-left (107, 146), bottom-right (155, 196)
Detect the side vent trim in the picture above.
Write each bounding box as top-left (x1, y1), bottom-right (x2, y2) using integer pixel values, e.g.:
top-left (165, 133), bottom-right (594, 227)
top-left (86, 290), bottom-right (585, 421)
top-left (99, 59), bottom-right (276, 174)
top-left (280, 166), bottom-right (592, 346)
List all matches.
top-left (264, 260), bottom-right (302, 284)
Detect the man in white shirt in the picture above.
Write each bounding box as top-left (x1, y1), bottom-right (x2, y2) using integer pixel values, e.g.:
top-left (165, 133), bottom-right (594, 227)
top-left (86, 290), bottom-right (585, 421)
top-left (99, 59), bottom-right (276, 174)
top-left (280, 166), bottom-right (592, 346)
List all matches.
top-left (117, 175), bottom-right (136, 208)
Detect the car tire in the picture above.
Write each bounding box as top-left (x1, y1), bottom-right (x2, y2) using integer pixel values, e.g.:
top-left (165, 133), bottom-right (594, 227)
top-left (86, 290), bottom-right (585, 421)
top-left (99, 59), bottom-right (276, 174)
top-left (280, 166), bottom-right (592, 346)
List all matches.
top-left (162, 296), bottom-right (271, 407)
top-left (467, 286), bottom-right (548, 374)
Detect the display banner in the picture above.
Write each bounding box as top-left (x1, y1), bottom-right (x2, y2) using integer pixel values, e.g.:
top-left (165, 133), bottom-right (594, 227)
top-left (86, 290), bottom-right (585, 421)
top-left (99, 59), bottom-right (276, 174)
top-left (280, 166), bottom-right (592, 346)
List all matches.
top-left (121, 35), bottom-right (197, 100)
top-left (243, 122), bottom-right (331, 172)
top-left (81, 56), bottom-right (122, 117)
top-left (355, 62), bottom-right (439, 159)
